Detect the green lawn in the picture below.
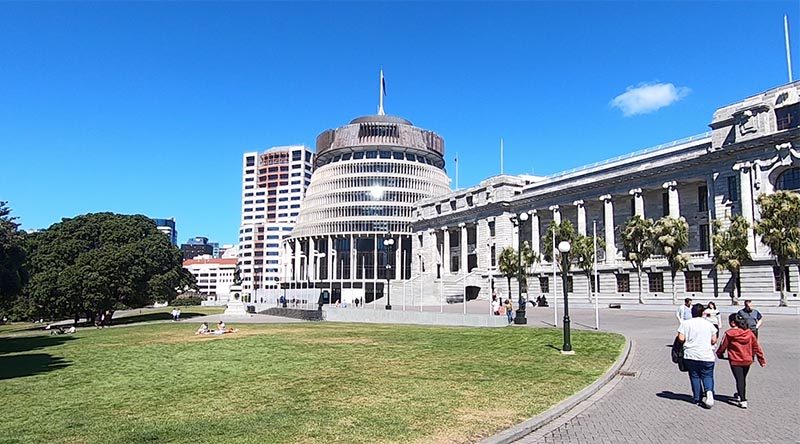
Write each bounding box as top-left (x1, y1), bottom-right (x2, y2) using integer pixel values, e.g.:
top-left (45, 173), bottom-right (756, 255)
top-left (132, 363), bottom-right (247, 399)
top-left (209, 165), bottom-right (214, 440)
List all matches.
top-left (0, 322), bottom-right (624, 444)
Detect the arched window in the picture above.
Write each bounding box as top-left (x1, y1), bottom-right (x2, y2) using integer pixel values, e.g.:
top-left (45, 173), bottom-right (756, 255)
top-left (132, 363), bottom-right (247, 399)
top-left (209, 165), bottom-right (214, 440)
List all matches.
top-left (776, 167), bottom-right (800, 191)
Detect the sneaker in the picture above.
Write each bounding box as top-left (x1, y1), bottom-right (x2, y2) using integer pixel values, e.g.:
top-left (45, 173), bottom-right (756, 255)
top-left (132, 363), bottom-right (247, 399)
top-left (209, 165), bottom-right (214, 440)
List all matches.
top-left (739, 400), bottom-right (748, 409)
top-left (734, 392), bottom-right (740, 402)
top-left (704, 391), bottom-right (714, 408)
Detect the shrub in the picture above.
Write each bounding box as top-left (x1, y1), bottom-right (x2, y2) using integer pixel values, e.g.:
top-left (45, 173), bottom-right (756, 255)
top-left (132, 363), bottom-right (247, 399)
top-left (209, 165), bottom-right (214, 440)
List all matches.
top-left (169, 296), bottom-right (203, 306)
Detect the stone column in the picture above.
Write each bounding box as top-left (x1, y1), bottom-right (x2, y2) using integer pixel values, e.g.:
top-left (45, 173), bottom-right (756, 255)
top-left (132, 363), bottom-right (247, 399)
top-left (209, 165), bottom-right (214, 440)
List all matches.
top-left (600, 195), bottom-right (616, 263)
top-left (430, 229), bottom-right (439, 277)
top-left (629, 188), bottom-right (644, 217)
top-left (349, 234), bottom-right (356, 281)
top-left (734, 162), bottom-right (756, 253)
top-left (662, 181), bottom-right (680, 218)
top-left (309, 237), bottom-right (317, 281)
top-left (327, 236), bottom-right (334, 282)
top-left (549, 205), bottom-right (561, 225)
top-left (574, 200), bottom-right (587, 236)
top-left (530, 210), bottom-right (540, 256)
top-left (293, 239), bottom-right (300, 282)
top-left (459, 223), bottom-right (468, 275)
top-left (395, 234), bottom-right (403, 279)
top-left (373, 233), bottom-right (378, 281)
top-left (442, 226), bottom-right (451, 274)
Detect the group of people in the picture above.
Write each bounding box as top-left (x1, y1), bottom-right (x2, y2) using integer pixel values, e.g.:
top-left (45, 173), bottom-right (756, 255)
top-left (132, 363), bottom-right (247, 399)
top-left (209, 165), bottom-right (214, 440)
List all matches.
top-left (675, 298), bottom-right (766, 409)
top-left (491, 295), bottom-right (515, 324)
top-left (170, 308), bottom-right (182, 321)
top-left (195, 321), bottom-right (238, 335)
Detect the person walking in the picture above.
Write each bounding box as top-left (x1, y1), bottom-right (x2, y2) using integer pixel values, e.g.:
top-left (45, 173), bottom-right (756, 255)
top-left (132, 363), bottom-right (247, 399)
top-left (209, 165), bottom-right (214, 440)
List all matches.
top-left (676, 297), bottom-right (693, 323)
top-left (491, 295), bottom-right (500, 316)
top-left (738, 300), bottom-right (763, 338)
top-left (676, 303), bottom-right (718, 408)
top-left (716, 313), bottom-right (767, 409)
top-left (703, 301), bottom-right (721, 333)
top-left (504, 299), bottom-right (514, 324)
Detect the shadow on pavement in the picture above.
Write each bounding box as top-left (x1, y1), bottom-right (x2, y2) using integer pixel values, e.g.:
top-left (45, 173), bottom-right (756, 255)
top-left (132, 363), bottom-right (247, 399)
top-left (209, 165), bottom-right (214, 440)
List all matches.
top-left (656, 391), bottom-right (695, 404)
top-left (0, 335), bottom-right (77, 355)
top-left (0, 353), bottom-right (70, 380)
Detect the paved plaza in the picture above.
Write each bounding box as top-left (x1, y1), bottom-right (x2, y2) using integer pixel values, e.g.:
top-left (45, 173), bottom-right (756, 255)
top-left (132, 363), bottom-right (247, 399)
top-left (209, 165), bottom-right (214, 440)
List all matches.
top-left (511, 306), bottom-right (800, 444)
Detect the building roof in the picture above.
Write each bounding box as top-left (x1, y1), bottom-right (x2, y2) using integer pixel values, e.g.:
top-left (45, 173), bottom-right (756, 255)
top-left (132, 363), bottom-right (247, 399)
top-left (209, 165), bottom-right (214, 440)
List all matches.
top-left (348, 114), bottom-right (413, 125)
top-left (183, 258), bottom-right (238, 266)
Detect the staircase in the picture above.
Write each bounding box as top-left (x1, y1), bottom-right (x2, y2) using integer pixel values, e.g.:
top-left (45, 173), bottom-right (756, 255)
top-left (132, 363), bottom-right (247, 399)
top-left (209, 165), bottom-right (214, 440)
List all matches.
top-left (260, 307), bottom-right (324, 321)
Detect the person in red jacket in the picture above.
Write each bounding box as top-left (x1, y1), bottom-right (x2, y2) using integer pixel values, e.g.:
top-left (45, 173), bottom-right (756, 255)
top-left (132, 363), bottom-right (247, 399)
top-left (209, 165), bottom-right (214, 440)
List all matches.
top-left (716, 313), bottom-right (767, 409)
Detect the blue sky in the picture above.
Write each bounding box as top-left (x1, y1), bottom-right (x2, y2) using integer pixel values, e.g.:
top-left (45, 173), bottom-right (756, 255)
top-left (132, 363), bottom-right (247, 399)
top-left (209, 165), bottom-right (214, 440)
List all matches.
top-left (1, 2), bottom-right (798, 245)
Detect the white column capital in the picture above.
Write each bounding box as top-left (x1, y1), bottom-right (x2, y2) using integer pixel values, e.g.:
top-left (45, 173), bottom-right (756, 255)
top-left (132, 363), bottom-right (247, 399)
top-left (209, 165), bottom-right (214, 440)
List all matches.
top-left (573, 200), bottom-right (584, 207)
top-left (458, 222), bottom-right (466, 228)
top-left (441, 226), bottom-right (448, 231)
top-left (529, 209), bottom-right (538, 216)
top-left (548, 205), bottom-right (560, 212)
top-left (628, 188), bottom-right (642, 196)
top-left (662, 180), bottom-right (678, 190)
top-left (600, 194), bottom-right (613, 202)
top-left (775, 142), bottom-right (793, 151)
top-left (732, 161), bottom-right (753, 172)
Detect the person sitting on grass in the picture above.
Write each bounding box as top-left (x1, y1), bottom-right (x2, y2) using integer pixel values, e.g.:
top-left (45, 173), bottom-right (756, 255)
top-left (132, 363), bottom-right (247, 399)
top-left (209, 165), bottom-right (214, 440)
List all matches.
top-left (195, 322), bottom-right (210, 335)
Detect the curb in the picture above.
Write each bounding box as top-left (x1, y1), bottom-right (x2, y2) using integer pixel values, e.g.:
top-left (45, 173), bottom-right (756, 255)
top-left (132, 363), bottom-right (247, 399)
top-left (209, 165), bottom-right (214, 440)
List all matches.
top-left (478, 336), bottom-right (633, 444)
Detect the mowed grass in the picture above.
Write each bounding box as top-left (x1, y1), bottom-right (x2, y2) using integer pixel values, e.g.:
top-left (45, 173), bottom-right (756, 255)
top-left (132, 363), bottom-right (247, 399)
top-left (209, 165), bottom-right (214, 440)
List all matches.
top-left (0, 322), bottom-right (624, 444)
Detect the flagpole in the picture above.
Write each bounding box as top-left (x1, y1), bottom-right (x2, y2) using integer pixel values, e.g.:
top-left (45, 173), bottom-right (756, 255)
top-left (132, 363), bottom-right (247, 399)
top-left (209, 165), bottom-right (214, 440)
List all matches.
top-left (378, 69), bottom-right (385, 115)
top-left (455, 154), bottom-right (459, 190)
top-left (500, 138), bottom-right (504, 175)
top-left (786, 15), bottom-right (794, 82)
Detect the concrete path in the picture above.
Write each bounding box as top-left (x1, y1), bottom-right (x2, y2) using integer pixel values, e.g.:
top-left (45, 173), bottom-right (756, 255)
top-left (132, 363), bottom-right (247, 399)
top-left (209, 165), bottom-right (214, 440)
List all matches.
top-left (511, 308), bottom-right (800, 444)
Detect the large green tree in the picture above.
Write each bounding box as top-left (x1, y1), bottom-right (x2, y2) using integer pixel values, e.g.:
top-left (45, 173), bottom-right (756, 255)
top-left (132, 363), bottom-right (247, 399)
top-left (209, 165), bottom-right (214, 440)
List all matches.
top-left (653, 216), bottom-right (690, 304)
top-left (713, 215), bottom-right (751, 305)
top-left (17, 213), bottom-right (194, 322)
top-left (0, 202), bottom-right (27, 310)
top-left (573, 234), bottom-right (606, 302)
top-left (621, 216), bottom-right (654, 304)
top-left (755, 191), bottom-right (800, 307)
top-left (542, 220), bottom-right (578, 270)
top-left (498, 241), bottom-right (536, 303)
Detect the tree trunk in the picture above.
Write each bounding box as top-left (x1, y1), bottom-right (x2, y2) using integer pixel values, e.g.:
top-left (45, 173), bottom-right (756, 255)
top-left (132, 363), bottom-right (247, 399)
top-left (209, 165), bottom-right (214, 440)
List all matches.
top-left (779, 260), bottom-right (788, 307)
top-left (732, 269), bottom-right (741, 305)
top-left (637, 266), bottom-right (644, 304)
top-left (671, 269), bottom-right (677, 304)
top-left (507, 277), bottom-right (512, 303)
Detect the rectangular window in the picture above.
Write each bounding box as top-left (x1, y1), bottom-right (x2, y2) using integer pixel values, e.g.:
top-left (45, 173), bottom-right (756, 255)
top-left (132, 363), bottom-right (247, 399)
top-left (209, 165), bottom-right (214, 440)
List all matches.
top-left (630, 197), bottom-right (635, 216)
top-left (616, 274), bottom-right (630, 293)
top-left (728, 176), bottom-right (739, 202)
top-left (566, 275), bottom-right (574, 293)
top-left (685, 271), bottom-right (703, 293)
top-left (662, 192), bottom-right (669, 217)
top-left (699, 224), bottom-right (710, 251)
top-left (539, 276), bottom-right (550, 293)
top-left (489, 221), bottom-right (496, 237)
top-left (773, 266), bottom-right (792, 291)
top-left (698, 185), bottom-right (708, 212)
top-left (649, 272), bottom-right (664, 292)
top-left (490, 245), bottom-right (496, 267)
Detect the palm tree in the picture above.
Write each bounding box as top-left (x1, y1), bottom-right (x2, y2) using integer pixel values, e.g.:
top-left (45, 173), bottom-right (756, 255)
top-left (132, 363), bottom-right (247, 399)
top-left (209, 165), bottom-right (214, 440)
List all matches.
top-left (621, 216), bottom-right (654, 304)
top-left (712, 215), bottom-right (751, 305)
top-left (498, 246), bottom-right (518, 303)
top-left (653, 216), bottom-right (690, 304)
top-left (541, 220), bottom-right (578, 270)
top-left (755, 191), bottom-right (800, 307)
top-left (573, 234), bottom-right (606, 302)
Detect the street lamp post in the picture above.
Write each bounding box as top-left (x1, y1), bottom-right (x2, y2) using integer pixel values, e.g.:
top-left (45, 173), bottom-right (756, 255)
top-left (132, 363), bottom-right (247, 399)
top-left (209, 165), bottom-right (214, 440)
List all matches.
top-left (514, 212), bottom-right (529, 325)
top-left (558, 241), bottom-right (574, 354)
top-left (383, 233), bottom-right (395, 310)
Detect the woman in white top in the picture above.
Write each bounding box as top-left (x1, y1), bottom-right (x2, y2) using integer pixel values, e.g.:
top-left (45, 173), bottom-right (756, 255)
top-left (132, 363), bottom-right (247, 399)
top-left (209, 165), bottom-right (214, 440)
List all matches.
top-left (703, 301), bottom-right (721, 333)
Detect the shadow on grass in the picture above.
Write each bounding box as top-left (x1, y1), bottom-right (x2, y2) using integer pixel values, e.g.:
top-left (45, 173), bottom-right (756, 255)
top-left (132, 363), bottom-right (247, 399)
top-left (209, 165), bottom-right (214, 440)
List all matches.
top-left (0, 335), bottom-right (77, 355)
top-left (108, 311), bottom-right (211, 326)
top-left (0, 353), bottom-right (70, 380)
top-left (546, 344), bottom-right (562, 352)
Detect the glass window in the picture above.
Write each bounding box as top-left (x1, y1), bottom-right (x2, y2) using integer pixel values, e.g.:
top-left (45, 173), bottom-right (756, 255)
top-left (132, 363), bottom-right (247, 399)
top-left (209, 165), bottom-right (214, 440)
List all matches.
top-left (685, 271), bottom-right (703, 293)
top-left (649, 272), bottom-right (664, 292)
top-left (774, 266), bottom-right (792, 291)
top-left (728, 176), bottom-right (739, 202)
top-left (699, 224), bottom-right (710, 251)
top-left (776, 167), bottom-right (800, 191)
top-left (539, 276), bottom-right (549, 293)
top-left (698, 185), bottom-right (708, 212)
top-left (616, 274), bottom-right (630, 293)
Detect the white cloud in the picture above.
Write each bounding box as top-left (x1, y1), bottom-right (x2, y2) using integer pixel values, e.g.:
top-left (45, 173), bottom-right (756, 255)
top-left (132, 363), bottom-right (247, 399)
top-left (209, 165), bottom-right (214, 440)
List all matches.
top-left (610, 82), bottom-right (691, 116)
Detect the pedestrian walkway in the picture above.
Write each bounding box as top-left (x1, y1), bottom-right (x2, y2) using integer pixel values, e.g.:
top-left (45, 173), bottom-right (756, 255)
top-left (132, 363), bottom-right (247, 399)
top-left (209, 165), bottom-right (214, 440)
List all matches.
top-left (512, 308), bottom-right (800, 444)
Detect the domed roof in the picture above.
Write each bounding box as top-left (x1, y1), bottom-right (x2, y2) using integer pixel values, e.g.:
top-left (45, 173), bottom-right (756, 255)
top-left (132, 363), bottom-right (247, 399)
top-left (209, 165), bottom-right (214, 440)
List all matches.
top-left (348, 114), bottom-right (413, 125)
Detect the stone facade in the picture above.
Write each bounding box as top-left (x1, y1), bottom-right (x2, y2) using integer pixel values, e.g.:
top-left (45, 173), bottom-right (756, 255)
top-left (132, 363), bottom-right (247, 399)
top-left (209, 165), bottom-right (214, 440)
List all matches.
top-left (412, 82), bottom-right (800, 306)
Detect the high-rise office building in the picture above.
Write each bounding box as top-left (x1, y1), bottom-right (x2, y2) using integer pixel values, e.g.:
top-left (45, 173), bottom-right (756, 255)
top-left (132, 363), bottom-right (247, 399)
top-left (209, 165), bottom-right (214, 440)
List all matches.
top-left (181, 236), bottom-right (214, 260)
top-left (239, 145), bottom-right (315, 294)
top-left (152, 218), bottom-right (177, 245)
